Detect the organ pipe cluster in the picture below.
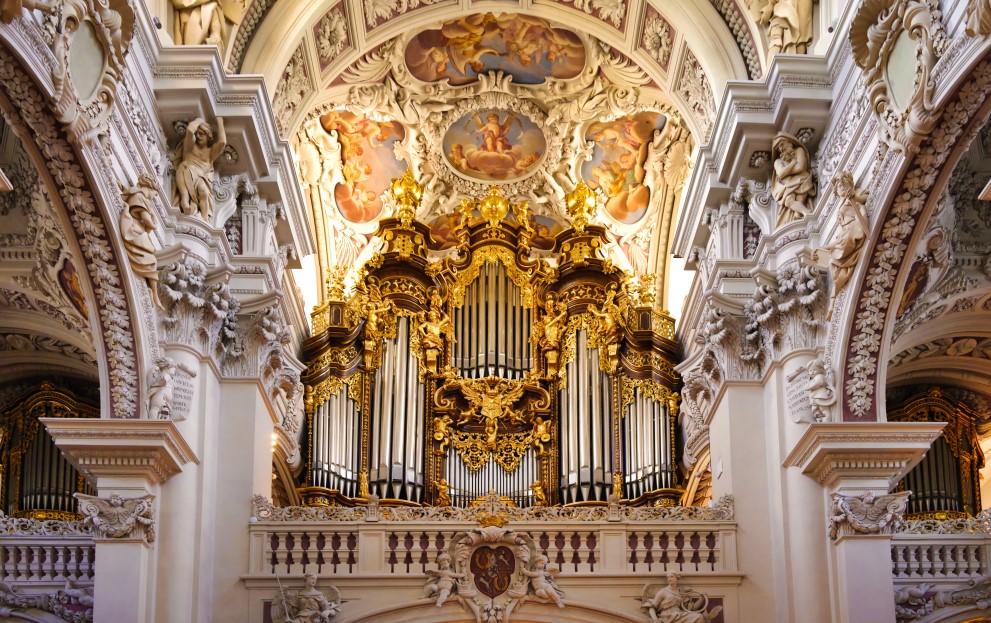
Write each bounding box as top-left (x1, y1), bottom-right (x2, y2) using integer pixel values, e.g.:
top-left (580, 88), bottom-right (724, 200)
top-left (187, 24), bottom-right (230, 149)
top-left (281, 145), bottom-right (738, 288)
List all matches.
top-left (301, 176), bottom-right (681, 508)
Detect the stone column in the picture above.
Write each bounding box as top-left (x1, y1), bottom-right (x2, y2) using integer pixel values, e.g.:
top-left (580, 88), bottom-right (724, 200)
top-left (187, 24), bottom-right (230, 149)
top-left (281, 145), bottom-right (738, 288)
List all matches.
top-left (784, 421), bottom-right (944, 623)
top-left (41, 419), bottom-right (198, 623)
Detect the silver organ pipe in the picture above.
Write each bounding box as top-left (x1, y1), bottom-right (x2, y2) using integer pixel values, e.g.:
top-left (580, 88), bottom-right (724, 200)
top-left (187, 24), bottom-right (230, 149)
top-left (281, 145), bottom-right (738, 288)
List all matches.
top-left (559, 330), bottom-right (614, 503)
top-left (310, 381), bottom-right (361, 496)
top-left (621, 389), bottom-right (674, 498)
top-left (17, 420), bottom-right (82, 515)
top-left (454, 263), bottom-right (531, 379)
top-left (367, 317), bottom-right (426, 501)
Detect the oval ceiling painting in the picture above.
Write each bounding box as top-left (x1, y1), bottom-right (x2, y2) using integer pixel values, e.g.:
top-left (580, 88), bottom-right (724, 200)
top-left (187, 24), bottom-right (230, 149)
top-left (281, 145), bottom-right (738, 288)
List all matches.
top-left (582, 112), bottom-right (666, 225)
top-left (443, 109), bottom-right (546, 182)
top-left (320, 111), bottom-right (406, 225)
top-left (405, 13), bottom-right (585, 85)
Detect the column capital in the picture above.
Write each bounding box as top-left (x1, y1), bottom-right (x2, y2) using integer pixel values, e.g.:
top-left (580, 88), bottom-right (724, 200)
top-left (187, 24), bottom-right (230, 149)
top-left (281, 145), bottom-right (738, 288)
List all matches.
top-left (783, 421), bottom-right (945, 490)
top-left (41, 418), bottom-right (199, 486)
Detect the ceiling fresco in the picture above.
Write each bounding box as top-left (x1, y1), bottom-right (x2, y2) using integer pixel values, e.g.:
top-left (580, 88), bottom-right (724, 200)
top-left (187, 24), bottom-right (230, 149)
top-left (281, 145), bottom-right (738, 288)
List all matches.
top-left (404, 13), bottom-right (586, 85)
top-left (292, 11), bottom-right (696, 302)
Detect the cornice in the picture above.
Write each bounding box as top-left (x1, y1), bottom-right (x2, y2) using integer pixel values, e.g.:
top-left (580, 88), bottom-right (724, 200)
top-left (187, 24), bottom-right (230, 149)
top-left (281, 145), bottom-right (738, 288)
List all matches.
top-left (40, 418), bottom-right (199, 485)
top-left (783, 421), bottom-right (945, 488)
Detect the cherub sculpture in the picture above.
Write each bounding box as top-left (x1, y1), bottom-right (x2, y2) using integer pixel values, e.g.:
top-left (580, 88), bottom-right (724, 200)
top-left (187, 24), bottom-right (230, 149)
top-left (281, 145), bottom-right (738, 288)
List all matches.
top-left (424, 551), bottom-right (464, 607)
top-left (828, 491), bottom-right (908, 540)
top-left (174, 117), bottom-right (226, 221)
top-left (435, 479), bottom-right (452, 507)
top-left (76, 493), bottom-right (156, 542)
top-left (641, 572), bottom-right (723, 623)
top-left (523, 554), bottom-right (564, 608)
top-left (531, 416), bottom-right (552, 454)
top-left (272, 573), bottom-right (341, 623)
top-left (805, 357), bottom-right (835, 423)
top-left (531, 480), bottom-right (548, 507)
top-left (433, 414), bottom-right (454, 453)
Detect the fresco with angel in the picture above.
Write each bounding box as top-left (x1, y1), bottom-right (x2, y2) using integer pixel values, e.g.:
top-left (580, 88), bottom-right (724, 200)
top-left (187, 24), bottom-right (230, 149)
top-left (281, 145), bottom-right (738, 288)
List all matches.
top-left (443, 109), bottom-right (546, 182)
top-left (404, 13), bottom-right (586, 85)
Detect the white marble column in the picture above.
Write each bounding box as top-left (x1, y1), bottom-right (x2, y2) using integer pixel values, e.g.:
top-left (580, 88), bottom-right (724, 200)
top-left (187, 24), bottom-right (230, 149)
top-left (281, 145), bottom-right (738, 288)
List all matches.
top-left (41, 419), bottom-right (197, 623)
top-left (785, 421), bottom-right (944, 623)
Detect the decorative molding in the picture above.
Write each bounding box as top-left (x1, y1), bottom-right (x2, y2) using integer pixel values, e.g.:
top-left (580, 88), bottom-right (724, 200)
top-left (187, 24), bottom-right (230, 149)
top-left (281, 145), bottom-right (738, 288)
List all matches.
top-left (250, 492), bottom-right (736, 523)
top-left (0, 510), bottom-right (93, 536)
top-left (828, 490), bottom-right (909, 541)
top-left (709, 0), bottom-right (762, 79)
top-left (842, 59), bottom-right (991, 420)
top-left (850, 0), bottom-right (948, 154)
top-left (75, 492), bottom-right (155, 544)
top-left (783, 421), bottom-right (945, 487)
top-left (41, 418), bottom-right (199, 485)
top-left (0, 45), bottom-right (141, 418)
top-left (898, 509), bottom-right (991, 534)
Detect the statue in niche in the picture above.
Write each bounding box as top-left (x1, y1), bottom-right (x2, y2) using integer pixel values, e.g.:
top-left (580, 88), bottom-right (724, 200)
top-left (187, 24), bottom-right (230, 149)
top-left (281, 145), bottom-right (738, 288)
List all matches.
top-left (770, 133), bottom-right (815, 228)
top-left (641, 572), bottom-right (723, 623)
top-left (522, 554), bottom-right (564, 608)
top-left (174, 117), bottom-right (226, 221)
top-left (417, 289), bottom-right (452, 374)
top-left (424, 551), bottom-right (463, 607)
top-left (811, 171), bottom-right (868, 301)
top-left (272, 572), bottom-right (341, 623)
top-left (748, 0), bottom-right (813, 55)
top-left (589, 283), bottom-right (622, 374)
top-left (532, 294), bottom-right (567, 377)
top-left (120, 175), bottom-right (163, 309)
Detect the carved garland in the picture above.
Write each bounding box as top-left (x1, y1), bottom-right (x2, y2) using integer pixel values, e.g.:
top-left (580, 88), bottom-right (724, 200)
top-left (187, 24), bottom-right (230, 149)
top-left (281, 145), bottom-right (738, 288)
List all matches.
top-left (0, 44), bottom-right (140, 418)
top-left (842, 57), bottom-right (991, 420)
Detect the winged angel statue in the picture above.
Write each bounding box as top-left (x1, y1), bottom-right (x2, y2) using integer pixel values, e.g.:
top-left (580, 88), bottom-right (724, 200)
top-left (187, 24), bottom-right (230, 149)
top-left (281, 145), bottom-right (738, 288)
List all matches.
top-left (827, 491), bottom-right (909, 540)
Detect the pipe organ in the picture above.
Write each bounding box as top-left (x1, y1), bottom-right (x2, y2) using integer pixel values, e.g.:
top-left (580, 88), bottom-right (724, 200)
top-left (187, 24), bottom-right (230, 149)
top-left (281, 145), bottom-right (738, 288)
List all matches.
top-left (0, 382), bottom-right (95, 519)
top-left (889, 387), bottom-right (984, 518)
top-left (302, 174), bottom-right (680, 508)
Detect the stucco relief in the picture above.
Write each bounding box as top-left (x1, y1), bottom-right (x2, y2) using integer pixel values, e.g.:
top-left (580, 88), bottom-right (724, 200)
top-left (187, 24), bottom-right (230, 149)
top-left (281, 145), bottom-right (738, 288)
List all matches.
top-left (850, 0), bottom-right (948, 154)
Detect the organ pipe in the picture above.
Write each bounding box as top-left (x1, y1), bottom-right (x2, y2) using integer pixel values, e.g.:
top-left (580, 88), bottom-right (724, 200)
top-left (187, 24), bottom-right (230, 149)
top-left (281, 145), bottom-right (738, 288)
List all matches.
top-left (301, 181), bottom-right (681, 509)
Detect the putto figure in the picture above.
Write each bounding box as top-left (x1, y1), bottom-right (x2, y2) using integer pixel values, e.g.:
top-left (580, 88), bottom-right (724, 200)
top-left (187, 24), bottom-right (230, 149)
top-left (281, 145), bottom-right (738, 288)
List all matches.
top-left (641, 572), bottom-right (723, 623)
top-left (174, 117), bottom-right (227, 221)
top-left (522, 554), bottom-right (564, 608)
top-left (424, 551), bottom-right (464, 607)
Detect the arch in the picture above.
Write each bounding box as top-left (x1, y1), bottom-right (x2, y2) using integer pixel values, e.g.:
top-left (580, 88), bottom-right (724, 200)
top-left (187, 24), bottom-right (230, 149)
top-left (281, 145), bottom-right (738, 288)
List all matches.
top-left (346, 599), bottom-right (642, 623)
top-left (239, 0), bottom-right (750, 140)
top-left (839, 52), bottom-right (991, 421)
top-left (0, 38), bottom-right (144, 418)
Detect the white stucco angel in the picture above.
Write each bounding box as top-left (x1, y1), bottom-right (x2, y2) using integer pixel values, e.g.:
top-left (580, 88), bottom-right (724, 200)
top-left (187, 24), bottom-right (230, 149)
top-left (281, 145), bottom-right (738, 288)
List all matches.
top-left (522, 554), bottom-right (564, 608)
top-left (174, 117), bottom-right (226, 221)
top-left (424, 551), bottom-right (464, 607)
top-left (748, 0), bottom-right (814, 55)
top-left (641, 572), bottom-right (723, 623)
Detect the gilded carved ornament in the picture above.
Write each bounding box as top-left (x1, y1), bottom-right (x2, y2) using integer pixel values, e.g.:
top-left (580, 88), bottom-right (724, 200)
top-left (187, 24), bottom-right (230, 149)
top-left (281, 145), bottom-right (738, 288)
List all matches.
top-left (850, 0), bottom-right (948, 154)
